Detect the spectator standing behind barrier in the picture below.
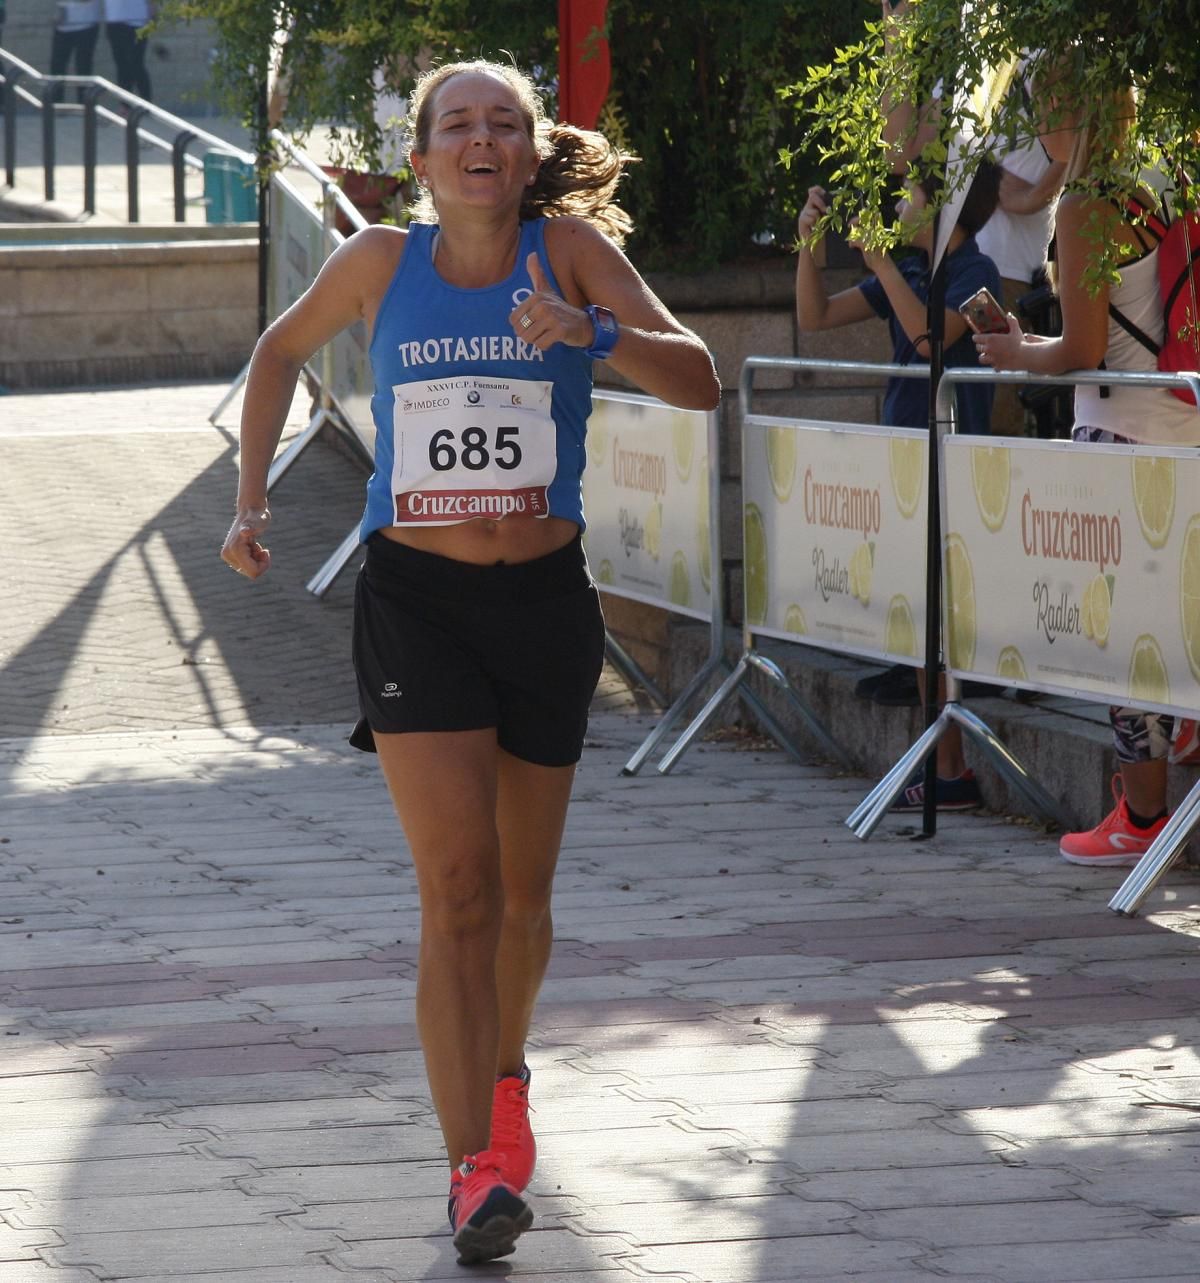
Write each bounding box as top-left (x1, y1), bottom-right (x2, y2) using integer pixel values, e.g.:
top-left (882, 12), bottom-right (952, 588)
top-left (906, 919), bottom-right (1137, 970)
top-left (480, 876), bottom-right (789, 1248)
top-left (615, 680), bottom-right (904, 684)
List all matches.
top-left (50, 2), bottom-right (101, 103)
top-left (795, 162), bottom-right (1002, 811)
top-left (975, 80), bottom-right (1200, 868)
top-left (975, 62), bottom-right (1066, 434)
top-left (220, 60), bottom-right (718, 1265)
top-left (102, 0), bottom-right (153, 101)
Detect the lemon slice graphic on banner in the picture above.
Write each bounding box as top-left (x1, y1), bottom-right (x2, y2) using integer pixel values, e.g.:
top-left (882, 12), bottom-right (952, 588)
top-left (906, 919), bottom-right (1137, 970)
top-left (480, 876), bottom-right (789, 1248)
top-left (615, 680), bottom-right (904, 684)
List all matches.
top-left (587, 420), bottom-right (608, 469)
top-left (766, 425), bottom-right (797, 503)
top-left (1129, 633), bottom-right (1169, 706)
top-left (672, 414), bottom-right (694, 483)
top-left (889, 436), bottom-right (924, 519)
top-left (744, 503), bottom-right (769, 626)
top-left (1132, 455), bottom-right (1175, 549)
top-left (849, 541), bottom-right (873, 605)
top-left (885, 594), bottom-right (917, 658)
top-left (1181, 514), bottom-right (1200, 681)
top-left (996, 645), bottom-right (1027, 681)
top-left (669, 550), bottom-right (692, 608)
top-left (970, 445), bottom-right (1011, 532)
top-left (944, 533), bottom-right (977, 672)
top-left (696, 460), bottom-right (711, 594)
top-left (784, 604), bottom-right (808, 636)
top-left (1085, 573), bottom-right (1112, 648)
top-left (596, 559), bottom-right (615, 586)
top-left (644, 501), bottom-right (663, 561)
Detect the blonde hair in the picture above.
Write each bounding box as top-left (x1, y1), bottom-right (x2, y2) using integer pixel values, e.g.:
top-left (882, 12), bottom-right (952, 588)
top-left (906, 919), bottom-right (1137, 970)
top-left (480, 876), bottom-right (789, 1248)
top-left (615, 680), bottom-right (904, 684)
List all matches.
top-left (407, 59), bottom-right (633, 245)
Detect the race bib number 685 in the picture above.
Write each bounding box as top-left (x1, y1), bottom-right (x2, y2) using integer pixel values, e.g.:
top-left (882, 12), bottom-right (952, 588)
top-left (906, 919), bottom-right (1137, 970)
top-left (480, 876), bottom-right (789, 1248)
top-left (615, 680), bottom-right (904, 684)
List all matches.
top-left (391, 376), bottom-right (556, 524)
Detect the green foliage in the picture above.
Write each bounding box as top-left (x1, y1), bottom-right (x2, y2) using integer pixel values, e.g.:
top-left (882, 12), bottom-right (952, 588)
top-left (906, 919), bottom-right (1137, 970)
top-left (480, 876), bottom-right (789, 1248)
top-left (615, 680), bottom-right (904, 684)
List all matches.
top-left (784, 0), bottom-right (1200, 285)
top-left (161, 0), bottom-right (871, 268)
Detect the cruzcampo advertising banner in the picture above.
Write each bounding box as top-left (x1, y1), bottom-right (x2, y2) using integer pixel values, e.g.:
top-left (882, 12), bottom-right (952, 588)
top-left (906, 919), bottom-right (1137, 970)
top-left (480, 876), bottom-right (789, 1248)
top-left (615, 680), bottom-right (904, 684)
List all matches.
top-left (581, 395), bottom-right (713, 623)
top-left (942, 436), bottom-right (1200, 718)
top-left (742, 420), bottom-right (929, 665)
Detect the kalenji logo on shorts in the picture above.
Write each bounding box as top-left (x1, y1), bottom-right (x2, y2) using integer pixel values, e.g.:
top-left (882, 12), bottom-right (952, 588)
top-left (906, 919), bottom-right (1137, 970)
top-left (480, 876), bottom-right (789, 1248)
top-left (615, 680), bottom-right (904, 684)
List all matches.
top-left (381, 682), bottom-right (402, 698)
top-left (395, 488), bottom-right (549, 522)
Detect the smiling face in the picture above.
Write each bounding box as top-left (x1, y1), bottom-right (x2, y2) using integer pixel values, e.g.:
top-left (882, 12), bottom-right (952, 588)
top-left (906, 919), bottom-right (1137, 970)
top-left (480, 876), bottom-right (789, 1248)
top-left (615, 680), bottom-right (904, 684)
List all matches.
top-left (410, 70), bottom-right (539, 216)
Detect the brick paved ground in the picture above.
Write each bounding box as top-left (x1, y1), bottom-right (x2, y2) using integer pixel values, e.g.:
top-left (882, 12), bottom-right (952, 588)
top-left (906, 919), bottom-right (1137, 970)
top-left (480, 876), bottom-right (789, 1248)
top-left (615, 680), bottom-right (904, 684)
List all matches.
top-left (1, 383), bottom-right (1199, 1282)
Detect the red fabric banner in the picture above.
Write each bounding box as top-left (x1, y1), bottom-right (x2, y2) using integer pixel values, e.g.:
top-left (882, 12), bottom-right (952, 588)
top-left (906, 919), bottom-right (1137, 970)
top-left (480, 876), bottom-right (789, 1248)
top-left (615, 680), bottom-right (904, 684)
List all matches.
top-left (557, 0), bottom-right (611, 130)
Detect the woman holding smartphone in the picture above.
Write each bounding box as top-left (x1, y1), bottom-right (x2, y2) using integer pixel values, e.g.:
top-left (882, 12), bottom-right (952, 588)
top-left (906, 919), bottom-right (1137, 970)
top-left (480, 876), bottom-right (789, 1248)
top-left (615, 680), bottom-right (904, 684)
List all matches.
top-left (975, 80), bottom-right (1200, 867)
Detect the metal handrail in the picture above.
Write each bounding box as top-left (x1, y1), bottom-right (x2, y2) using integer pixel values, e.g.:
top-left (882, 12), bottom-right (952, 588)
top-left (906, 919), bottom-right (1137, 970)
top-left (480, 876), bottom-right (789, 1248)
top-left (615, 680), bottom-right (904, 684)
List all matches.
top-left (1, 47), bottom-right (253, 222)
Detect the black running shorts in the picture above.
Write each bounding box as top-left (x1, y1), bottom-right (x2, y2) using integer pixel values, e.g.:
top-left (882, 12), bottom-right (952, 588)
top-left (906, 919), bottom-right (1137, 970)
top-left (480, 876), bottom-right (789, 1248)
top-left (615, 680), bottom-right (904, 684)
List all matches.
top-left (350, 531), bottom-right (606, 767)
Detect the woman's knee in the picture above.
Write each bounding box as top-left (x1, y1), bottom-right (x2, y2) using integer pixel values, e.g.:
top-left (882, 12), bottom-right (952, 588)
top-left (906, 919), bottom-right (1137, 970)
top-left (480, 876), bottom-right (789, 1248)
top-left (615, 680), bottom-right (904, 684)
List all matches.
top-left (418, 847), bottom-right (504, 941)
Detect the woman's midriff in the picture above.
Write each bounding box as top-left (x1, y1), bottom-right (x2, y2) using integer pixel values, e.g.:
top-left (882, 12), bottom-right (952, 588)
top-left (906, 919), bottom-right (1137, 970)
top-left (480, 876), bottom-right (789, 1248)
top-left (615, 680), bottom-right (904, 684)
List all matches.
top-left (378, 513), bottom-right (580, 565)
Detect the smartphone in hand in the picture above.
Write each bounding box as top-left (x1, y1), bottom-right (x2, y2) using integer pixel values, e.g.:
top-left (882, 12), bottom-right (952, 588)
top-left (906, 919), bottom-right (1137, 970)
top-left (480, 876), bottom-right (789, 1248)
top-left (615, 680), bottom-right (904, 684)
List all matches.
top-left (958, 287), bottom-right (1010, 334)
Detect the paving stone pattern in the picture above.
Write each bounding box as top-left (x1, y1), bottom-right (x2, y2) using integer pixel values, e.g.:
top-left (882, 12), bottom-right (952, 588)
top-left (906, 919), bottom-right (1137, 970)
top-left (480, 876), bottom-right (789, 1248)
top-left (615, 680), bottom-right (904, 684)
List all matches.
top-left (1, 384), bottom-right (1199, 1281)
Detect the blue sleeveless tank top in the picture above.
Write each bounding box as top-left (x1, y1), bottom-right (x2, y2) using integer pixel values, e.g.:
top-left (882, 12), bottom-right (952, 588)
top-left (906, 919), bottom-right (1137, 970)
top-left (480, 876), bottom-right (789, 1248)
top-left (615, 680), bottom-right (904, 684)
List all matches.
top-left (360, 219), bottom-right (593, 539)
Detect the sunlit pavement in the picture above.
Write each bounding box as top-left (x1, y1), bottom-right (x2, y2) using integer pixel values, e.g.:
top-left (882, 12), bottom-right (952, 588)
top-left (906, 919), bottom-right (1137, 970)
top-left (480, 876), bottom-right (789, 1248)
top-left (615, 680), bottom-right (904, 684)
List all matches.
top-left (1, 384), bottom-right (1199, 1282)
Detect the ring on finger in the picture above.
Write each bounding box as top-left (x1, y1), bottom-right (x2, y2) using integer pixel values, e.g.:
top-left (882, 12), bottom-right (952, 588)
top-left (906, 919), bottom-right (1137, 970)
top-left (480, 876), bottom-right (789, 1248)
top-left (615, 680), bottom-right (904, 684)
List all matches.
top-left (520, 314), bottom-right (533, 330)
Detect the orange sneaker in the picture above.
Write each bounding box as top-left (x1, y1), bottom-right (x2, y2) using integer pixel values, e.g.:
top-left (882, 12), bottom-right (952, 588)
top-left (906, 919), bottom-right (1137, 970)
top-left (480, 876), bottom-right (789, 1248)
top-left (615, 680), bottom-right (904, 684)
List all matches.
top-left (1059, 776), bottom-right (1169, 867)
top-left (1170, 718), bottom-right (1200, 765)
top-left (447, 1150), bottom-right (532, 1265)
top-left (491, 1064), bottom-right (536, 1191)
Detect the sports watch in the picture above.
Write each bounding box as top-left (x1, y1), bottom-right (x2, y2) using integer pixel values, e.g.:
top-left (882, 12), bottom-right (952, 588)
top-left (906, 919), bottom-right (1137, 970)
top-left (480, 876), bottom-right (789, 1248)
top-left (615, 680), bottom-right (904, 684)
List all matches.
top-left (583, 305), bottom-right (620, 360)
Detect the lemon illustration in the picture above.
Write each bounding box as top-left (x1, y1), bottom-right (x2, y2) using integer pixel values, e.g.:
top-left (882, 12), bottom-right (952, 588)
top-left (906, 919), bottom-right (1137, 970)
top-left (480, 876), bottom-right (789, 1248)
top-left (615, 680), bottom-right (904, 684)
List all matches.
top-left (889, 435), bottom-right (925, 519)
top-left (970, 444), bottom-right (1011, 532)
top-left (596, 559), bottom-right (616, 586)
top-left (586, 421), bottom-right (608, 469)
top-left (643, 501), bottom-right (663, 561)
top-left (885, 593), bottom-right (917, 658)
top-left (696, 459), bottom-right (711, 593)
top-left (743, 503), bottom-right (769, 626)
top-left (849, 541), bottom-right (874, 606)
top-left (766, 425), bottom-right (797, 504)
top-left (944, 533), bottom-right (977, 672)
top-left (996, 645), bottom-right (1027, 681)
top-left (1084, 573), bottom-right (1112, 648)
top-left (1181, 514), bottom-right (1200, 682)
top-left (1132, 455), bottom-right (1175, 549)
top-left (672, 414), bottom-right (695, 483)
top-left (669, 549), bottom-right (691, 609)
top-left (784, 604), bottom-right (808, 636)
top-left (1129, 633), bottom-right (1169, 706)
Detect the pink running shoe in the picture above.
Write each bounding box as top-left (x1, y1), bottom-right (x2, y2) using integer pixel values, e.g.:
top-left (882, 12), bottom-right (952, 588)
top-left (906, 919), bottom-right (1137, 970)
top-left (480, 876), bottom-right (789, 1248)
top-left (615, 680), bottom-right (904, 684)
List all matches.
top-left (491, 1064), bottom-right (536, 1191)
top-left (1059, 776), bottom-right (1169, 867)
top-left (447, 1150), bottom-right (532, 1265)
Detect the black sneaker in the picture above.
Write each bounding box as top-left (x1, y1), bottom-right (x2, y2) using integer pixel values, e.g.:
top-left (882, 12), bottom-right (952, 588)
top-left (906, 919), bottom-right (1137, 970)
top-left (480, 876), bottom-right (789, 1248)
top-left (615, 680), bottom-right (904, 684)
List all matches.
top-left (870, 664), bottom-right (921, 707)
top-left (854, 666), bottom-right (894, 699)
top-left (891, 768), bottom-right (983, 812)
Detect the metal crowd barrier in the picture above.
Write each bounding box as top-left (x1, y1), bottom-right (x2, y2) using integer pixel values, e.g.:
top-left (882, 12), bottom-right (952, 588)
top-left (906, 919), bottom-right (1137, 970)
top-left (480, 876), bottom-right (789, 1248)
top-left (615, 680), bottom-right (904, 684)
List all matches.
top-left (848, 365), bottom-right (1200, 917)
top-left (0, 47), bottom-right (253, 222)
top-left (653, 355), bottom-right (932, 775)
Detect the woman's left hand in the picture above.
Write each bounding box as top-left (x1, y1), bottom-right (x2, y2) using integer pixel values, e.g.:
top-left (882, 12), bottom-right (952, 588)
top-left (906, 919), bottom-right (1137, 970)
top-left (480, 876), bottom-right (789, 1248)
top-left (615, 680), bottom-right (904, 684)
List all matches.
top-left (973, 314), bottom-right (1027, 370)
top-left (510, 254), bottom-right (593, 350)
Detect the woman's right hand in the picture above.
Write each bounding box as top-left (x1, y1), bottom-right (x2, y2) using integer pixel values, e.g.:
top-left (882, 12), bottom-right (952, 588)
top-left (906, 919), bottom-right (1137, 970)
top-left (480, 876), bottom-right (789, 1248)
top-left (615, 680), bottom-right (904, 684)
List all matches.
top-left (221, 505), bottom-right (272, 580)
top-left (797, 187), bottom-right (828, 246)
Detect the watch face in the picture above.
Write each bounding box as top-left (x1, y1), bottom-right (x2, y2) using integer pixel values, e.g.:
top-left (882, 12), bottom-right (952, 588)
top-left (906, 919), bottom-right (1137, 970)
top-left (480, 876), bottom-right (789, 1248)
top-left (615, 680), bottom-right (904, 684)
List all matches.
top-left (586, 305), bottom-right (619, 359)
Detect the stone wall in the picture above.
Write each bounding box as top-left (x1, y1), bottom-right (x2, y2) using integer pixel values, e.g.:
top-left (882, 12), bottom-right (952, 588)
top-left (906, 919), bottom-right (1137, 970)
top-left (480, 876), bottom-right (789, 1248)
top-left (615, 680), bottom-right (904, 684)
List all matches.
top-left (0, 236), bottom-right (257, 389)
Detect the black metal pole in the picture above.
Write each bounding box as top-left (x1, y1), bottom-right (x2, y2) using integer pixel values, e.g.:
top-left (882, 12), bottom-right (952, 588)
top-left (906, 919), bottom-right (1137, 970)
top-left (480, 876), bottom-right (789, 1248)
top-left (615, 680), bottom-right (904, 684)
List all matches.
top-left (920, 206), bottom-right (948, 837)
top-left (82, 84), bottom-right (102, 214)
top-left (2, 67), bottom-right (21, 189)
